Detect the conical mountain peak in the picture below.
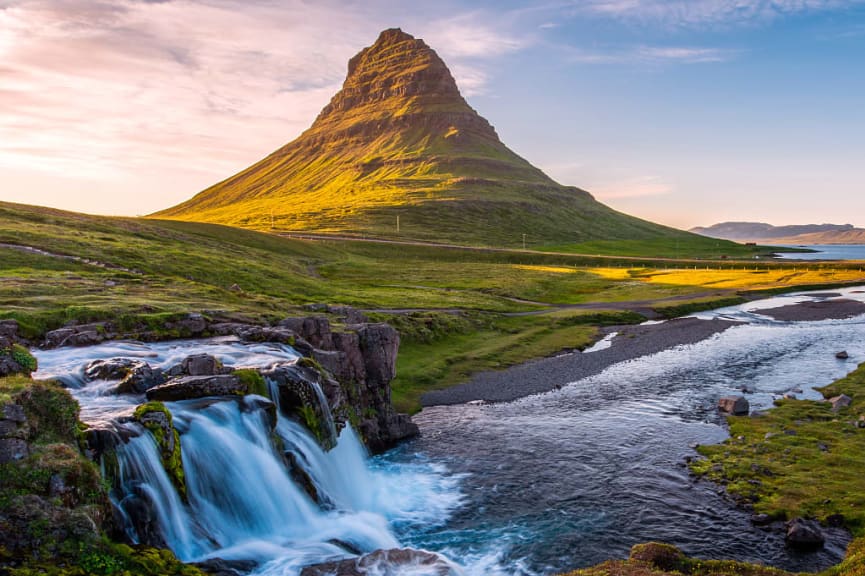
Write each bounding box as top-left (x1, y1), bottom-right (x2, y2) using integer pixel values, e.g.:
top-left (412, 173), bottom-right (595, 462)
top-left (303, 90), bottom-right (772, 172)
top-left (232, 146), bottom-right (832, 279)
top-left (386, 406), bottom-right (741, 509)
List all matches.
top-left (155, 29), bottom-right (686, 248)
top-left (312, 27), bottom-right (474, 130)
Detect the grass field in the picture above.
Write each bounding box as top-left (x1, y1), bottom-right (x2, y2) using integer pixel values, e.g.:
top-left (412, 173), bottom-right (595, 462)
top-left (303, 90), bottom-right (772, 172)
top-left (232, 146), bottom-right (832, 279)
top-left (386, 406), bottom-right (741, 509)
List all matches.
top-left (3, 200), bottom-right (865, 410)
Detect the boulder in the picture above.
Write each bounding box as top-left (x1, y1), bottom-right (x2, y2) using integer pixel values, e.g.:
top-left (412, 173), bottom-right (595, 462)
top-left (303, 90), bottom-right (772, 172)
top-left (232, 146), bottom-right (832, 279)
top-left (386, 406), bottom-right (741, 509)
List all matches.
top-left (828, 394), bottom-right (852, 411)
top-left (44, 323), bottom-right (110, 348)
top-left (785, 517), bottom-right (825, 550)
top-left (0, 319), bottom-right (21, 348)
top-left (181, 354), bottom-right (222, 376)
top-left (261, 363), bottom-right (337, 450)
top-left (836, 351), bottom-right (849, 359)
top-left (718, 396), bottom-right (750, 415)
top-left (146, 375), bottom-right (244, 402)
top-left (85, 358), bottom-right (165, 394)
top-left (300, 548), bottom-right (459, 576)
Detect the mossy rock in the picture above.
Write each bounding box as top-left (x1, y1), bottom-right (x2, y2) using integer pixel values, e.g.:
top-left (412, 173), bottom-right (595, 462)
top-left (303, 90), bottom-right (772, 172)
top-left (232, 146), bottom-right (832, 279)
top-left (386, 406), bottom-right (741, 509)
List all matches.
top-left (233, 369), bottom-right (269, 398)
top-left (133, 403), bottom-right (186, 500)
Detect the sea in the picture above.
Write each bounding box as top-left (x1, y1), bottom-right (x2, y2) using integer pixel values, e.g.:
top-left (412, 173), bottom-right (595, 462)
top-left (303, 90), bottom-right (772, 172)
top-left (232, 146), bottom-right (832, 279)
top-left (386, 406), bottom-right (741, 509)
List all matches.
top-left (774, 244), bottom-right (865, 261)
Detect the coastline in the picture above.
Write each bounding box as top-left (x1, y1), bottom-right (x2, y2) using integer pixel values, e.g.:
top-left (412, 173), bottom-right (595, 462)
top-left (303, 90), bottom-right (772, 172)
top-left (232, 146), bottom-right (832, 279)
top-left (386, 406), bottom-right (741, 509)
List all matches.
top-left (421, 296), bottom-right (865, 407)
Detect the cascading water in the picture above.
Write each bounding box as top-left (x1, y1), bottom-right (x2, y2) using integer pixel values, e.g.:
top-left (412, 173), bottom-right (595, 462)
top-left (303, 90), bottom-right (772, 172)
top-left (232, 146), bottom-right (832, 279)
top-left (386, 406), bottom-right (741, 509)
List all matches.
top-left (32, 287), bottom-right (865, 575)
top-left (35, 338), bottom-right (464, 576)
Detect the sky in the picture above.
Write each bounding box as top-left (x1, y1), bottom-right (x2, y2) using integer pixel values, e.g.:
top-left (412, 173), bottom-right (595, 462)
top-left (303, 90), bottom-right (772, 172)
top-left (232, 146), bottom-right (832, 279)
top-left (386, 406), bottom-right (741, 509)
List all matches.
top-left (1, 0), bottom-right (864, 230)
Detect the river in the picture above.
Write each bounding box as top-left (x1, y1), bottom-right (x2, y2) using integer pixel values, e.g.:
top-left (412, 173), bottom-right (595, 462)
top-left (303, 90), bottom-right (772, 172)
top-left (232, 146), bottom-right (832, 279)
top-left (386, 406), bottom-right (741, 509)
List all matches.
top-left (33, 287), bottom-right (865, 575)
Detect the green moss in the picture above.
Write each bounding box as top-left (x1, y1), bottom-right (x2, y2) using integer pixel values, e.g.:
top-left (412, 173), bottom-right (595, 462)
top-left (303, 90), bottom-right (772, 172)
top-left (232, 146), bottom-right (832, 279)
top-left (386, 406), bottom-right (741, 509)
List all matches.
top-left (133, 403), bottom-right (186, 499)
top-left (10, 344), bottom-right (37, 373)
top-left (7, 540), bottom-right (207, 576)
top-left (298, 356), bottom-right (326, 374)
top-left (297, 404), bottom-right (324, 445)
top-left (691, 362), bottom-right (865, 536)
top-left (233, 368), bottom-right (268, 397)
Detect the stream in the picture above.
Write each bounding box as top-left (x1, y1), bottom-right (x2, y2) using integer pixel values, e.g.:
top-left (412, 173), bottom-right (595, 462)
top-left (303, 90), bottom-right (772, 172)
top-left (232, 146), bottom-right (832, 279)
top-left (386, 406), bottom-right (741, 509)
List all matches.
top-left (33, 287), bottom-right (865, 575)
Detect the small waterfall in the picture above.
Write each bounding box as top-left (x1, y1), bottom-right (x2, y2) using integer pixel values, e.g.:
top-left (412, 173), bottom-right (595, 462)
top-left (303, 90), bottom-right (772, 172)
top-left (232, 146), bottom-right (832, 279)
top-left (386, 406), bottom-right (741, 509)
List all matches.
top-left (35, 338), bottom-right (464, 575)
top-left (110, 395), bottom-right (400, 568)
top-left (113, 424), bottom-right (205, 557)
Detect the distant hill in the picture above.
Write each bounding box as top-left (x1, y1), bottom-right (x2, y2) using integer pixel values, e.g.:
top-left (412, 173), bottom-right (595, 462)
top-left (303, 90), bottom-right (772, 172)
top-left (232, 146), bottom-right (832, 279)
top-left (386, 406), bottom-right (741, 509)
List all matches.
top-left (154, 28), bottom-right (718, 249)
top-left (691, 222), bottom-right (865, 244)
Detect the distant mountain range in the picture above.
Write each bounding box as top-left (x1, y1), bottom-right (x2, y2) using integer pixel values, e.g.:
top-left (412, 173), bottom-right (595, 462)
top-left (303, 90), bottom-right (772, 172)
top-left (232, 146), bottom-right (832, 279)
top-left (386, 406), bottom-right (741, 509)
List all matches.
top-left (154, 28), bottom-right (715, 249)
top-left (691, 222), bottom-right (865, 245)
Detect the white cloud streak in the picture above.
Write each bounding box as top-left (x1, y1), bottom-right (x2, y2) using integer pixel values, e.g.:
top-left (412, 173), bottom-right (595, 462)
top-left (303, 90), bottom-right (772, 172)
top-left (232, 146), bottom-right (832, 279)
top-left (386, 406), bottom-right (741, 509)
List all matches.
top-left (572, 0), bottom-right (864, 28)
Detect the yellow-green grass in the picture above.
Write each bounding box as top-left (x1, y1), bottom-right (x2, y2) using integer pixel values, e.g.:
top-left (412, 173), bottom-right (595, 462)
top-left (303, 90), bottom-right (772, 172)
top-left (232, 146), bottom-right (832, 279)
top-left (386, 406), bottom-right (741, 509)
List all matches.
top-left (691, 362), bottom-right (865, 536)
top-left (3, 201), bottom-right (865, 410)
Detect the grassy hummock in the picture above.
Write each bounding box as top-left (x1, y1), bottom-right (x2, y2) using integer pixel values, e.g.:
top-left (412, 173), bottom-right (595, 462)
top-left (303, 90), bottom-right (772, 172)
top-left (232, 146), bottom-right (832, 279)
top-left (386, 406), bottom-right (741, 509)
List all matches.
top-left (691, 363), bottom-right (865, 534)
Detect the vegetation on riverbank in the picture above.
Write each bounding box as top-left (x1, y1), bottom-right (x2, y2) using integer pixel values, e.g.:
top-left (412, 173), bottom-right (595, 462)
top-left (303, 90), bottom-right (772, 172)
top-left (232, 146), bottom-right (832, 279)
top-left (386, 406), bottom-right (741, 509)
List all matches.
top-left (3, 201), bottom-right (865, 410)
top-left (561, 363), bottom-right (865, 576)
top-left (0, 375), bottom-right (203, 575)
top-left (691, 363), bottom-right (865, 535)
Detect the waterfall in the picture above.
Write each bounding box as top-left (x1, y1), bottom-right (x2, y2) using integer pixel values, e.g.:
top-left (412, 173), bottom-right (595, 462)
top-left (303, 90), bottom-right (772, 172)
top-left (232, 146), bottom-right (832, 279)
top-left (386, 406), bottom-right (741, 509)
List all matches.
top-left (35, 338), bottom-right (465, 575)
top-left (111, 395), bottom-right (399, 567)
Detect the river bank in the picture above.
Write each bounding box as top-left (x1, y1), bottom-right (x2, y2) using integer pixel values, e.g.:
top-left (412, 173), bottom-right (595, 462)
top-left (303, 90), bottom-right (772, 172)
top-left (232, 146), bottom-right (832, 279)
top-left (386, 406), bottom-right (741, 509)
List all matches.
top-left (422, 293), bottom-right (865, 406)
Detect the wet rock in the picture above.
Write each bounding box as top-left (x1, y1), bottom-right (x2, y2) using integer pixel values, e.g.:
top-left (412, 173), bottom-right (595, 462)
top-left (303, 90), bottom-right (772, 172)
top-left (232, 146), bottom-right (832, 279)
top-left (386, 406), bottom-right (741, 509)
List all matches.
top-left (146, 374), bottom-right (244, 401)
top-left (785, 517), bottom-right (825, 550)
top-left (85, 358), bottom-right (165, 394)
top-left (739, 384), bottom-right (756, 394)
top-left (751, 513), bottom-right (773, 525)
top-left (300, 548), bottom-right (459, 576)
top-left (261, 363), bottom-right (337, 450)
top-left (836, 350), bottom-right (849, 359)
top-left (181, 353), bottom-right (222, 376)
top-left (284, 451), bottom-right (321, 505)
top-left (828, 394), bottom-right (852, 411)
top-left (44, 323), bottom-right (110, 348)
top-left (718, 395), bottom-right (749, 415)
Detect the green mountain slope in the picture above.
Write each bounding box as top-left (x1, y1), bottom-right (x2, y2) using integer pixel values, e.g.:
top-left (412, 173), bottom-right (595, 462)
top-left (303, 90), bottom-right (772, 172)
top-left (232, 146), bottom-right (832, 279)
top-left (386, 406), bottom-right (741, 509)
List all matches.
top-left (153, 28), bottom-right (706, 248)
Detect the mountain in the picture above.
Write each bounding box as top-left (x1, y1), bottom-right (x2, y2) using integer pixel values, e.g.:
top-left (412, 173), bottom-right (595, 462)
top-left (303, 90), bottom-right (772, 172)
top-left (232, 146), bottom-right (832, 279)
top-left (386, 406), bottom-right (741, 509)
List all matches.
top-left (155, 28), bottom-right (704, 248)
top-left (691, 222), bottom-right (865, 244)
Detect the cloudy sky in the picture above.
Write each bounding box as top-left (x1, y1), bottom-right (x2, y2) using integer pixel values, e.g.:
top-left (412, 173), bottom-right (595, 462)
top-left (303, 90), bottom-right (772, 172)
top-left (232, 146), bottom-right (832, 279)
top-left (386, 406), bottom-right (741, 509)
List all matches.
top-left (1, 0), bottom-right (864, 229)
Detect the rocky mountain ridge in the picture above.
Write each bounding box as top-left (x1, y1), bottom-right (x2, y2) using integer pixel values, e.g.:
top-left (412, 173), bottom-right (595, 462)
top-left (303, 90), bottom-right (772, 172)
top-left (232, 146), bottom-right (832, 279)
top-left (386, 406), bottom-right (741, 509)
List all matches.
top-left (692, 221), bottom-right (865, 244)
top-left (154, 28), bottom-right (701, 248)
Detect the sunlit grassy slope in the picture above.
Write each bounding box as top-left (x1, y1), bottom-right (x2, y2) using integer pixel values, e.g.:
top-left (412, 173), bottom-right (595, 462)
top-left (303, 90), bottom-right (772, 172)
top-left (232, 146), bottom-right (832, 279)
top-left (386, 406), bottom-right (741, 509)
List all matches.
top-left (153, 29), bottom-right (729, 250)
top-left (3, 200), bottom-right (864, 409)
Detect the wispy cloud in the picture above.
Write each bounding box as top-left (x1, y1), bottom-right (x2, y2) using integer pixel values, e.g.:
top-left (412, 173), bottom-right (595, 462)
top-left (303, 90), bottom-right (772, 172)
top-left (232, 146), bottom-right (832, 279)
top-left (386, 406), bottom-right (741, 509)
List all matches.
top-left (588, 176), bottom-right (674, 199)
top-left (0, 0), bottom-right (528, 212)
top-left (572, 0), bottom-right (864, 28)
top-left (565, 44), bottom-right (739, 64)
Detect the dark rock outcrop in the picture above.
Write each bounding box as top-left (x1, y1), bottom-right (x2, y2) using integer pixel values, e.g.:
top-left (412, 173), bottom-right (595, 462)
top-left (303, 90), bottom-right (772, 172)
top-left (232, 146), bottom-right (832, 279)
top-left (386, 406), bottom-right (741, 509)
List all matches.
top-left (785, 517), bottom-right (825, 550)
top-left (181, 353), bottom-right (223, 376)
top-left (718, 395), bottom-right (750, 415)
top-left (85, 358), bottom-right (165, 394)
top-left (146, 374), bottom-right (244, 401)
top-left (44, 323), bottom-right (111, 348)
top-left (836, 350), bottom-right (850, 359)
top-left (300, 548), bottom-right (458, 576)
